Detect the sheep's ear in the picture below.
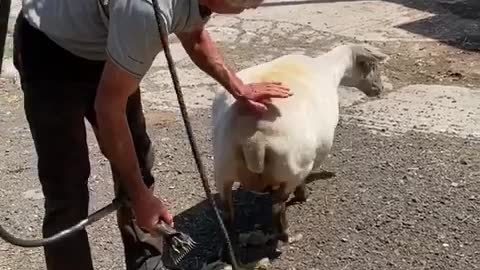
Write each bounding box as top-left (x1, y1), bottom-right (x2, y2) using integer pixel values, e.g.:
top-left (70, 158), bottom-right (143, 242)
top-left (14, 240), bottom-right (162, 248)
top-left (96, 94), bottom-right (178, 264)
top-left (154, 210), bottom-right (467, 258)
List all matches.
top-left (352, 44), bottom-right (388, 64)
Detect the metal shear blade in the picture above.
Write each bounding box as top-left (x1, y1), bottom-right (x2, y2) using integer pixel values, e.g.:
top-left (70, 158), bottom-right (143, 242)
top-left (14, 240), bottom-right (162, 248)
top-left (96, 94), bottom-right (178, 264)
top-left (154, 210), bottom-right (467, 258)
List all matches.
top-left (154, 222), bottom-right (197, 265)
top-left (130, 221), bottom-right (196, 266)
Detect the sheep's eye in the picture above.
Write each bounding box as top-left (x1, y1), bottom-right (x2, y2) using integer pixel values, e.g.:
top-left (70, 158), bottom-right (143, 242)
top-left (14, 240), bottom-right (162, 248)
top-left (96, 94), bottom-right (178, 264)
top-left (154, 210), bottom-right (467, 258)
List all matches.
top-left (358, 62), bottom-right (369, 72)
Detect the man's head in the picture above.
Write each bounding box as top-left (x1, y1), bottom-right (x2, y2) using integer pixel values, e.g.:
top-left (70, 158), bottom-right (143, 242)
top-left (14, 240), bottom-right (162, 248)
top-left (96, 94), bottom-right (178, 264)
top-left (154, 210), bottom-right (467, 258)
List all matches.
top-left (199, 0), bottom-right (264, 14)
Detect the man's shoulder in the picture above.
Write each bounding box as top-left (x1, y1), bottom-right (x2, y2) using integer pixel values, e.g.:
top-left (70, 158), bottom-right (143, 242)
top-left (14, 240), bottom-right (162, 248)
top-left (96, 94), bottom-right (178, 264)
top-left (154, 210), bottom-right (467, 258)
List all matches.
top-left (170, 0), bottom-right (211, 33)
top-left (112, 0), bottom-right (208, 32)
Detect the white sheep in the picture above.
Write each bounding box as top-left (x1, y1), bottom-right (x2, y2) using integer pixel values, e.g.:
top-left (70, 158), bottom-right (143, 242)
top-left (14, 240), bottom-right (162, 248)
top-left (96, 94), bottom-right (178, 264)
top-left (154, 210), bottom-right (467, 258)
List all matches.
top-left (211, 43), bottom-right (387, 246)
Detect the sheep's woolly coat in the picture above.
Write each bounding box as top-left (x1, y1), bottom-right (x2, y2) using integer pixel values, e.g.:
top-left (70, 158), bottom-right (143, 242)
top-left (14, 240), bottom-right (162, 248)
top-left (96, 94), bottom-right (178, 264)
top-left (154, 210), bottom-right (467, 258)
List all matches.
top-left (211, 45), bottom-right (383, 197)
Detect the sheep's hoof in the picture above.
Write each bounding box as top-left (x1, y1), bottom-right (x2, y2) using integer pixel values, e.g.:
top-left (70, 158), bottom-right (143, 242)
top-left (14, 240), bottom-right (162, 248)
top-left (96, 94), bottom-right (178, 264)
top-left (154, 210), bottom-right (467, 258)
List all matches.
top-left (276, 232), bottom-right (303, 251)
top-left (287, 185), bottom-right (308, 206)
top-left (277, 232), bottom-right (289, 243)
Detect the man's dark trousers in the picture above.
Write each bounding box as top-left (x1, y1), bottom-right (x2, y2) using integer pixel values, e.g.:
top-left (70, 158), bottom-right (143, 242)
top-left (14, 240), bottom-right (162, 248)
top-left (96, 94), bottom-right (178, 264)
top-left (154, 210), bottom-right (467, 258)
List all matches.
top-left (13, 11), bottom-right (163, 270)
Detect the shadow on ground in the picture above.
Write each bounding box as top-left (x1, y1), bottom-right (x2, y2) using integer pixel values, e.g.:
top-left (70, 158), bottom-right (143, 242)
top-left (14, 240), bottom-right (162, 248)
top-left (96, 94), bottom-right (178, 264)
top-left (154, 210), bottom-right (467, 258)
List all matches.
top-left (168, 171), bottom-right (336, 270)
top-left (171, 189), bottom-right (278, 269)
top-left (260, 0), bottom-right (480, 52)
top-left (390, 0), bottom-right (480, 52)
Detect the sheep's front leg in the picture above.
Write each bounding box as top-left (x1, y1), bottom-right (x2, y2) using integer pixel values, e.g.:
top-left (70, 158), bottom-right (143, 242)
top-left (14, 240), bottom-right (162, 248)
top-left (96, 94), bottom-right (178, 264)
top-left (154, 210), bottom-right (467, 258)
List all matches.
top-left (272, 187), bottom-right (290, 243)
top-left (218, 181), bottom-right (239, 263)
top-left (293, 182), bottom-right (308, 202)
top-left (222, 185), bottom-right (235, 235)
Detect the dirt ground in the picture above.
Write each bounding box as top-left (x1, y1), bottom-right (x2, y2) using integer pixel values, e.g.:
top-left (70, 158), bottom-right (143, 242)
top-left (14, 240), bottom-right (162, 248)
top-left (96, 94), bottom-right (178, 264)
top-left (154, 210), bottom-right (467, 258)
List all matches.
top-left (1, 0), bottom-right (480, 270)
top-left (375, 40), bottom-right (480, 90)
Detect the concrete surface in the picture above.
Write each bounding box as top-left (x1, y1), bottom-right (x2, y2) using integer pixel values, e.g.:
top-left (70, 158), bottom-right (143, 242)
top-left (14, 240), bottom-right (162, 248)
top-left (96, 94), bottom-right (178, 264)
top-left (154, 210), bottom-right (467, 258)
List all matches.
top-left (344, 84), bottom-right (480, 139)
top-left (0, 0), bottom-right (479, 270)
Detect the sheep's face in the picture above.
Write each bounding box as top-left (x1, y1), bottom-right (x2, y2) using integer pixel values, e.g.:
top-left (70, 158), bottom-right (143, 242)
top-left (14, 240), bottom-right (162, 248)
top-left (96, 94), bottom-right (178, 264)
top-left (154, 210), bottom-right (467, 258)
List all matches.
top-left (342, 45), bottom-right (387, 97)
top-left (352, 60), bottom-right (383, 97)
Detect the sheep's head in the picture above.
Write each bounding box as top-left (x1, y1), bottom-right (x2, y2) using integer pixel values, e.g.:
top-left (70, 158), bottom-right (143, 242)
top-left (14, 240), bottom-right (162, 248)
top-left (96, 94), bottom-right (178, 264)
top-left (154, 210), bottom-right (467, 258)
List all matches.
top-left (341, 44), bottom-right (388, 97)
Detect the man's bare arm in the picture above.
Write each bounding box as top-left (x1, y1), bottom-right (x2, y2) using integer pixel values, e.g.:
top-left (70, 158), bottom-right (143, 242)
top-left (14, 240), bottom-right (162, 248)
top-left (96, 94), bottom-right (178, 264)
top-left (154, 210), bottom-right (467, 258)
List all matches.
top-left (94, 58), bottom-right (149, 201)
top-left (176, 27), bottom-right (247, 100)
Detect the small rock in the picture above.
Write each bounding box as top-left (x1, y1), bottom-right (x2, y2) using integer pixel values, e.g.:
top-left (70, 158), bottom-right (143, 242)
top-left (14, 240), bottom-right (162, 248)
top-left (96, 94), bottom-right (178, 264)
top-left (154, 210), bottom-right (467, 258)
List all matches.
top-left (288, 233), bottom-right (304, 244)
top-left (254, 258), bottom-right (271, 270)
top-left (451, 182), bottom-right (459, 187)
top-left (442, 243), bottom-right (449, 247)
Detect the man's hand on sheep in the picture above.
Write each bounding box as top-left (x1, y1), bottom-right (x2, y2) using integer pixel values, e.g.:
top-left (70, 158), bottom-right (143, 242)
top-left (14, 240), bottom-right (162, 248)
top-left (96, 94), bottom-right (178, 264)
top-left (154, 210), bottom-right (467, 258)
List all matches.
top-left (237, 81), bottom-right (292, 115)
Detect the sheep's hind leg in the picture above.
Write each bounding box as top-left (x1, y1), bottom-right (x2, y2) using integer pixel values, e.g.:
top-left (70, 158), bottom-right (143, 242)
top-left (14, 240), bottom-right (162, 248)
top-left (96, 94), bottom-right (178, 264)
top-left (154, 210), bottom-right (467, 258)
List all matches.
top-left (222, 184), bottom-right (235, 237)
top-left (293, 182), bottom-right (308, 202)
top-left (219, 182), bottom-right (239, 264)
top-left (271, 185), bottom-right (290, 243)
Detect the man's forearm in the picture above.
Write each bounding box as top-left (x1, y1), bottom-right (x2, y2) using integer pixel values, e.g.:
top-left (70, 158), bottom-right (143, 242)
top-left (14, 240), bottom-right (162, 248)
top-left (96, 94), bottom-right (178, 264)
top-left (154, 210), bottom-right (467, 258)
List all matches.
top-left (180, 29), bottom-right (246, 99)
top-left (95, 104), bottom-right (149, 201)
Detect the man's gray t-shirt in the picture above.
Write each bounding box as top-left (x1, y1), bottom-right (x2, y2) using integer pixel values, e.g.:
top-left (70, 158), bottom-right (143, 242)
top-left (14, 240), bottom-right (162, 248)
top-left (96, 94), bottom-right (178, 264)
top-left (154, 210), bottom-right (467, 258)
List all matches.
top-left (22, 0), bottom-right (210, 78)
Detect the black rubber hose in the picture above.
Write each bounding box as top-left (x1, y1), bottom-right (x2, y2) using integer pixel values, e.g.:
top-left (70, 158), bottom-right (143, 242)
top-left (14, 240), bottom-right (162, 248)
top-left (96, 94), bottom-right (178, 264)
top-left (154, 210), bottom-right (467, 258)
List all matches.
top-left (0, 0), bottom-right (12, 76)
top-left (0, 199), bottom-right (122, 247)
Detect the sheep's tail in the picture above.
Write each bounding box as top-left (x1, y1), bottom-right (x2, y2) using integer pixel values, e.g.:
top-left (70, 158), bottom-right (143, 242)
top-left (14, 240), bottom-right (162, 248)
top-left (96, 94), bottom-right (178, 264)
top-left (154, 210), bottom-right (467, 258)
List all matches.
top-left (241, 133), bottom-right (266, 174)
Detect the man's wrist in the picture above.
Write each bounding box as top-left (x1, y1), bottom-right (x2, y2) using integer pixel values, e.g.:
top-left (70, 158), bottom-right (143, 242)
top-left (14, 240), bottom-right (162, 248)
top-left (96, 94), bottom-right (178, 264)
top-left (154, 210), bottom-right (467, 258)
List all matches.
top-left (127, 180), bottom-right (151, 201)
top-left (224, 72), bottom-right (249, 101)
